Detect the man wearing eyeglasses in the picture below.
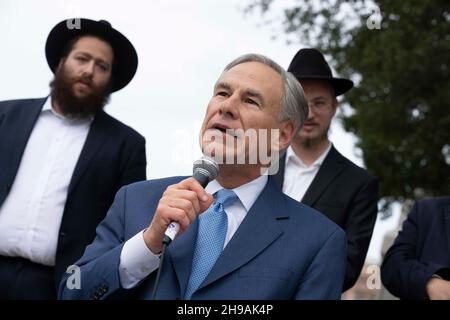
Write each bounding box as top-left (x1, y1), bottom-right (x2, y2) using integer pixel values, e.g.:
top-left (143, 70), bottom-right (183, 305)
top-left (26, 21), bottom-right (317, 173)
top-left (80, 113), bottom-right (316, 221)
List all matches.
top-left (273, 48), bottom-right (379, 291)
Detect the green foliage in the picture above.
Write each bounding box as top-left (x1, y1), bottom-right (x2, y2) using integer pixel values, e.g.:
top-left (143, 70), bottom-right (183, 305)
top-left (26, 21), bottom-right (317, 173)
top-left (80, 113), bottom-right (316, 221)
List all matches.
top-left (247, 0), bottom-right (450, 205)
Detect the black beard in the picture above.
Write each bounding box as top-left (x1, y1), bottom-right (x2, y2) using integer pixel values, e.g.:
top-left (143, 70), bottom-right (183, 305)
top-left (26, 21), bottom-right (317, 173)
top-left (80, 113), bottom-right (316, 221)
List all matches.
top-left (50, 65), bottom-right (111, 119)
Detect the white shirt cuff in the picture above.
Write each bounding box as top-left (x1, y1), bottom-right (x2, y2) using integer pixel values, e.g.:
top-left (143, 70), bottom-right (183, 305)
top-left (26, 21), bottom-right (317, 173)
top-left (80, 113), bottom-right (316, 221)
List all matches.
top-left (119, 230), bottom-right (160, 289)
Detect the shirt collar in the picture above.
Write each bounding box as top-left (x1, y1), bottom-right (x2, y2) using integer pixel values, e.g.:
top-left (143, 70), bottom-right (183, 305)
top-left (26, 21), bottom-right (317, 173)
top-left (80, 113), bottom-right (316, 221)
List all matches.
top-left (42, 96), bottom-right (53, 112)
top-left (286, 143), bottom-right (332, 169)
top-left (205, 174), bottom-right (268, 212)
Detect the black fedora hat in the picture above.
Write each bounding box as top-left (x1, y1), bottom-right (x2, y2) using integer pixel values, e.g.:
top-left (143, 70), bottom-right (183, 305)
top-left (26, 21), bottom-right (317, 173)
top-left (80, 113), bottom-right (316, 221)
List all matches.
top-left (287, 48), bottom-right (353, 96)
top-left (45, 18), bottom-right (138, 92)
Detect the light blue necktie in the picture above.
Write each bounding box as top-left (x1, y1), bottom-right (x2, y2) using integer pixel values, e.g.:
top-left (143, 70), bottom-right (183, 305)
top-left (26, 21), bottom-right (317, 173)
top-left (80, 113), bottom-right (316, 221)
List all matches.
top-left (184, 189), bottom-right (237, 300)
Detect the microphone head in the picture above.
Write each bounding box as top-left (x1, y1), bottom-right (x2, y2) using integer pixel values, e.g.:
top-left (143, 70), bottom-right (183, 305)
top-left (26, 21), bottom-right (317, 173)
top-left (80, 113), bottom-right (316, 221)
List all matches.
top-left (193, 156), bottom-right (219, 186)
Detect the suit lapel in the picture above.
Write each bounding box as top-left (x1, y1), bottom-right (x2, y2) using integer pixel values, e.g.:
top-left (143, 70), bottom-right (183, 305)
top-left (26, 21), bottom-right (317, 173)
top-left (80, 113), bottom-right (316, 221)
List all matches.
top-left (68, 111), bottom-right (109, 195)
top-left (198, 178), bottom-right (286, 291)
top-left (302, 146), bottom-right (344, 206)
top-left (6, 98), bottom-right (46, 185)
top-left (167, 219), bottom-right (198, 297)
top-left (273, 153), bottom-right (286, 190)
top-left (445, 203), bottom-right (450, 257)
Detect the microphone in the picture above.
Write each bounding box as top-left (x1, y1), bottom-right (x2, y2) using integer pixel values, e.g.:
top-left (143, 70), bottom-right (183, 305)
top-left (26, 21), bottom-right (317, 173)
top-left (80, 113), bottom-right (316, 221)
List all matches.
top-left (162, 156), bottom-right (219, 245)
top-left (152, 156), bottom-right (219, 299)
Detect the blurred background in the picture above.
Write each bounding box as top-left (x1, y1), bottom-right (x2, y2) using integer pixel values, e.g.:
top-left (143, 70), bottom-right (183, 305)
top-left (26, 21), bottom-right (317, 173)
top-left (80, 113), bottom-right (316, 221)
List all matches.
top-left (1, 0), bottom-right (448, 299)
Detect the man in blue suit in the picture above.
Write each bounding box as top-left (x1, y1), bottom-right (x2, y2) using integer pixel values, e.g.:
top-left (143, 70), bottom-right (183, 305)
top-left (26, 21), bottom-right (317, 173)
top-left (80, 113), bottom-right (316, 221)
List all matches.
top-left (0, 18), bottom-right (146, 299)
top-left (59, 54), bottom-right (346, 300)
top-left (381, 196), bottom-right (450, 299)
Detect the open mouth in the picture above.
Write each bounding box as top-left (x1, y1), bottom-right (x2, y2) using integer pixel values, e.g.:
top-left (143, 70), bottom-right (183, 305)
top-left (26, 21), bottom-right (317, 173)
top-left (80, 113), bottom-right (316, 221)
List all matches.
top-left (211, 123), bottom-right (231, 134)
top-left (76, 81), bottom-right (91, 89)
top-left (77, 78), bottom-right (92, 86)
top-left (208, 123), bottom-right (242, 138)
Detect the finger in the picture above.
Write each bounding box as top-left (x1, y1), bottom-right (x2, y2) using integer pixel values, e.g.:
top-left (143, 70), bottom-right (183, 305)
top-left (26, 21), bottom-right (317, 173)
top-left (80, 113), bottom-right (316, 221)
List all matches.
top-left (178, 178), bottom-right (214, 211)
top-left (144, 203), bottom-right (181, 253)
top-left (199, 193), bottom-right (214, 213)
top-left (163, 189), bottom-right (201, 214)
top-left (152, 204), bottom-right (191, 232)
top-left (168, 207), bottom-right (191, 231)
top-left (165, 178), bottom-right (213, 212)
top-left (164, 197), bottom-right (197, 223)
top-left (178, 177), bottom-right (209, 202)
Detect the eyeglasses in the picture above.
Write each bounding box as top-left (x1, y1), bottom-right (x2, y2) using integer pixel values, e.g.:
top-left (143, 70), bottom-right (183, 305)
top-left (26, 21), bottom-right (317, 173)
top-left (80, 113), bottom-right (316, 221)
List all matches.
top-left (308, 99), bottom-right (333, 112)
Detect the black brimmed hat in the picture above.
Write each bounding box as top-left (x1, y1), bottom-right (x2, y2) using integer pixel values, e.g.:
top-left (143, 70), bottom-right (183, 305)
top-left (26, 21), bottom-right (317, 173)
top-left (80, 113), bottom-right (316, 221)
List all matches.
top-left (45, 18), bottom-right (138, 92)
top-left (287, 48), bottom-right (353, 96)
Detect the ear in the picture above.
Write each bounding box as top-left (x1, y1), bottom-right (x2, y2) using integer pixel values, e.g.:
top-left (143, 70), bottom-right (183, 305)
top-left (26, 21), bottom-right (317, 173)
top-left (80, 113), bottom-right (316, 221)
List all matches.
top-left (277, 120), bottom-right (295, 151)
top-left (331, 97), bottom-right (338, 116)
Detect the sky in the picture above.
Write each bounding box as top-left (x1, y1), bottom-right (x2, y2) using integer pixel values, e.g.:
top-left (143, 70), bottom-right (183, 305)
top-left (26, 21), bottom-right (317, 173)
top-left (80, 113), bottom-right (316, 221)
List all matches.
top-left (0, 0), bottom-right (401, 264)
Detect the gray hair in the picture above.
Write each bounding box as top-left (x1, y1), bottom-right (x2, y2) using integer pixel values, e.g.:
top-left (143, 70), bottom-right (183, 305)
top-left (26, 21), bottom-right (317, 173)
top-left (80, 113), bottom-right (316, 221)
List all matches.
top-left (222, 53), bottom-right (308, 135)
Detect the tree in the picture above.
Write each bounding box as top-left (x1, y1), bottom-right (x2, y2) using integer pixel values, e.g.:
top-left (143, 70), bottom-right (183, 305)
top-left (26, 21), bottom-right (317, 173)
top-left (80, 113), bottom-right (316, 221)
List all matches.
top-left (246, 0), bottom-right (450, 208)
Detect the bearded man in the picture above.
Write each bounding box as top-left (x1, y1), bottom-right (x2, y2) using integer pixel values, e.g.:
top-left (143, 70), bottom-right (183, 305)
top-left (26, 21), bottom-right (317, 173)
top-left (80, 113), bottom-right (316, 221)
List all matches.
top-left (0, 18), bottom-right (146, 299)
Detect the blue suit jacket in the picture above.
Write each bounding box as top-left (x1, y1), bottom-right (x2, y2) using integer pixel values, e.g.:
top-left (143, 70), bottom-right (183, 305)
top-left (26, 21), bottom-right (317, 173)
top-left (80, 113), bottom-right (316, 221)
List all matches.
top-left (381, 196), bottom-right (450, 299)
top-left (0, 97), bottom-right (147, 285)
top-left (59, 176), bottom-right (347, 300)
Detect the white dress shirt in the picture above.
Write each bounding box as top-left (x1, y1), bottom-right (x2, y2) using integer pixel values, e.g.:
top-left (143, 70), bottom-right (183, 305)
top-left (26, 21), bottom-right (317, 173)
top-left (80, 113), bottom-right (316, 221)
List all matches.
top-left (119, 174), bottom-right (268, 289)
top-left (0, 97), bottom-right (92, 266)
top-left (282, 143), bottom-right (332, 202)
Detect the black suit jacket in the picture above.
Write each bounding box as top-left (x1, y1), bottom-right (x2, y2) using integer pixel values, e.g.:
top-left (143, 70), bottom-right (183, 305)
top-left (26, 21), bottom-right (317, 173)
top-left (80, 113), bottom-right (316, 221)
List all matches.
top-left (381, 197), bottom-right (450, 299)
top-left (0, 97), bottom-right (147, 285)
top-left (274, 146), bottom-right (379, 290)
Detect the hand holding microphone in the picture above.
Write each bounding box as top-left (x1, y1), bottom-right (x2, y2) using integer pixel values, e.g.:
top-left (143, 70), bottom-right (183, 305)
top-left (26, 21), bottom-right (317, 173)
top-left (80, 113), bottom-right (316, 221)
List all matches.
top-left (143, 156), bottom-right (219, 253)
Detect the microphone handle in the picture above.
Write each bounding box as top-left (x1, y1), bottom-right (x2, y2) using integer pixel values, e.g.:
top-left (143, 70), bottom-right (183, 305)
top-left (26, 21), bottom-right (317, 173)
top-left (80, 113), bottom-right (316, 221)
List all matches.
top-left (163, 173), bottom-right (209, 244)
top-left (193, 171), bottom-right (210, 188)
top-left (163, 221), bottom-right (180, 244)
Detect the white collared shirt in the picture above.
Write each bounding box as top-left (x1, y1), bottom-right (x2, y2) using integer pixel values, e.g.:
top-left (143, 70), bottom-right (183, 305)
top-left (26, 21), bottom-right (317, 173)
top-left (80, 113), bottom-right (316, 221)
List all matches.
top-left (282, 143), bottom-right (332, 202)
top-left (0, 97), bottom-right (92, 266)
top-left (119, 175), bottom-right (268, 289)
